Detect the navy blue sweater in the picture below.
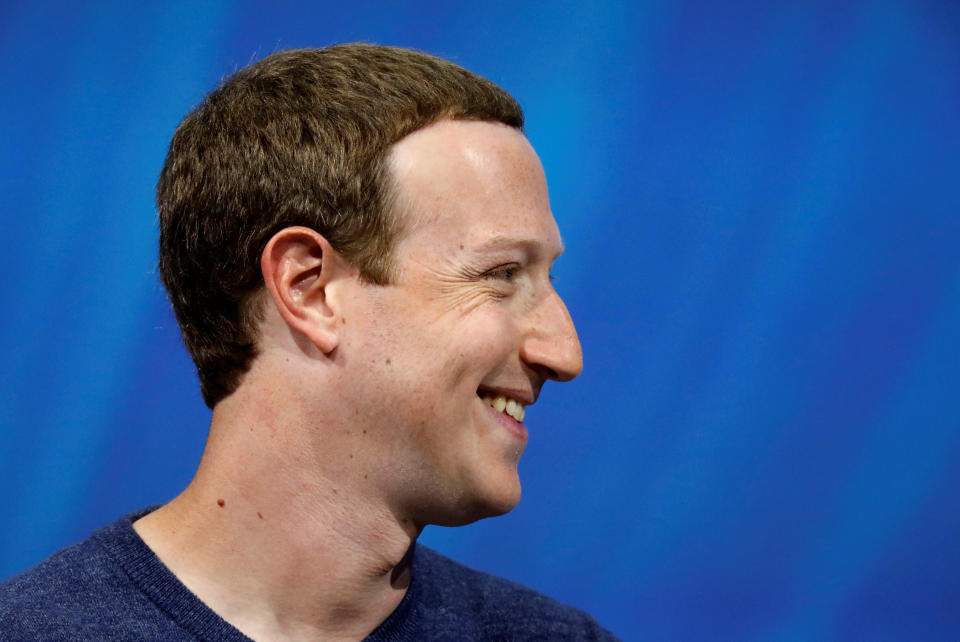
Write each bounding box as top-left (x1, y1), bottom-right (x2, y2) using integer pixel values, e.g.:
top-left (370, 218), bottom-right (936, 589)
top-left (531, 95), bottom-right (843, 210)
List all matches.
top-left (0, 511), bottom-right (615, 640)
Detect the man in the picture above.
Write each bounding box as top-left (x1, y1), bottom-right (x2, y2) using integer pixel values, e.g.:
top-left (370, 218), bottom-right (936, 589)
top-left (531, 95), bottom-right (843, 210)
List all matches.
top-left (1, 44), bottom-right (613, 640)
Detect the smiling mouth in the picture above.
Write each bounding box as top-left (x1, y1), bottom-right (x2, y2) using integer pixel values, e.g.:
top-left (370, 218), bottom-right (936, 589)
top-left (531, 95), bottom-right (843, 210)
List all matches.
top-left (479, 393), bottom-right (526, 423)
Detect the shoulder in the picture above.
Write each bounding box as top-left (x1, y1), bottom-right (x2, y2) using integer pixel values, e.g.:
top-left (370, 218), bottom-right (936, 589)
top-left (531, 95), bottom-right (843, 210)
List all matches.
top-left (0, 512), bottom-right (192, 641)
top-left (0, 534), bottom-right (118, 637)
top-left (410, 545), bottom-right (617, 641)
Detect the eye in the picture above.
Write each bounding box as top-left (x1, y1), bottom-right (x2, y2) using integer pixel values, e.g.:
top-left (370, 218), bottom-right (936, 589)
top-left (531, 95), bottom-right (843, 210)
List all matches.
top-left (483, 263), bottom-right (521, 281)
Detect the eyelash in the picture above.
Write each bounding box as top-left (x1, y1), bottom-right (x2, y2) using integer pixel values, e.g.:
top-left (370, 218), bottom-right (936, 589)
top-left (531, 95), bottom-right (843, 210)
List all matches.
top-left (483, 264), bottom-right (521, 281)
top-left (480, 265), bottom-right (559, 285)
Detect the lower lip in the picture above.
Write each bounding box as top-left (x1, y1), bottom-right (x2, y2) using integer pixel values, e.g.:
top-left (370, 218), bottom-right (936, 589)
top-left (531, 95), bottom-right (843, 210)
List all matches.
top-left (481, 400), bottom-right (529, 442)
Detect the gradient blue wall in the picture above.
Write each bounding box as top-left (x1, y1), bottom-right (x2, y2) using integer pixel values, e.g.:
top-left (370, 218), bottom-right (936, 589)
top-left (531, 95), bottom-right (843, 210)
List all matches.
top-left (2, 2), bottom-right (958, 639)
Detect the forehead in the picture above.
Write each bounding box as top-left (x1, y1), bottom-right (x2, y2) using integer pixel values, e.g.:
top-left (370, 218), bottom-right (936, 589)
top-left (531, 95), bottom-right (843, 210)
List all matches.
top-left (386, 120), bottom-right (563, 259)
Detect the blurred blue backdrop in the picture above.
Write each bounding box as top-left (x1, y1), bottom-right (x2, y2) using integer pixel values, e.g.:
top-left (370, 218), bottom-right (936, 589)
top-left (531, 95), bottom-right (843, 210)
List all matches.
top-left (1, 1), bottom-right (958, 639)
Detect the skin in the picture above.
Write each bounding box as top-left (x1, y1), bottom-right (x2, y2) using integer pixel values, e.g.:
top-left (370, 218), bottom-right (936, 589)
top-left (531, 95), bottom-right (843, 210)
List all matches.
top-left (134, 120), bottom-right (582, 641)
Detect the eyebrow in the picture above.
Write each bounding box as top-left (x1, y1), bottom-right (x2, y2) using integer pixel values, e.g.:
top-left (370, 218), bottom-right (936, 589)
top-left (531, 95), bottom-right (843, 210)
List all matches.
top-left (470, 235), bottom-right (565, 260)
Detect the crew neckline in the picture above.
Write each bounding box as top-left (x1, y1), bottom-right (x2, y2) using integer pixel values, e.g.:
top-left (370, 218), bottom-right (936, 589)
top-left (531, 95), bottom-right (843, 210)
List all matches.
top-left (92, 508), bottom-right (422, 641)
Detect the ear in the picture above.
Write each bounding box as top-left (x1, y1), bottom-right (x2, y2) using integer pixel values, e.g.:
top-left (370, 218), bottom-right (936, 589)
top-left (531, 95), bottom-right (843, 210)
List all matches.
top-left (261, 226), bottom-right (349, 354)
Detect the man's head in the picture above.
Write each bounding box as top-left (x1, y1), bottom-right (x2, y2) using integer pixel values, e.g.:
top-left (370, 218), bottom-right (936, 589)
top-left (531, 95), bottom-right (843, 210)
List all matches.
top-left (157, 44), bottom-right (523, 407)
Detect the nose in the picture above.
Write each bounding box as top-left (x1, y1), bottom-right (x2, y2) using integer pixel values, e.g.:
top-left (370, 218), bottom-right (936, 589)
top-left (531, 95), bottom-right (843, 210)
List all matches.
top-left (520, 288), bottom-right (583, 382)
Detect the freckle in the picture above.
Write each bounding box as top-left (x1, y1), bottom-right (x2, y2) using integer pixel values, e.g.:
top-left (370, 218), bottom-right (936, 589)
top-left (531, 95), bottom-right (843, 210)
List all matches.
top-left (362, 430), bottom-right (367, 435)
top-left (257, 512), bottom-right (263, 519)
top-left (459, 243), bottom-right (464, 249)
top-left (349, 453), bottom-right (354, 459)
top-left (385, 358), bottom-right (391, 365)
top-left (342, 317), bottom-right (346, 324)
top-left (332, 488), bottom-right (338, 495)
top-left (364, 474), bottom-right (368, 480)
top-left (217, 499), bottom-right (225, 507)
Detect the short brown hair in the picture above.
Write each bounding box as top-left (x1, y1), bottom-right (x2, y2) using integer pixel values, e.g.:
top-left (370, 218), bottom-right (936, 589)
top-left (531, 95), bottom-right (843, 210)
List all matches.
top-left (157, 43), bottom-right (523, 408)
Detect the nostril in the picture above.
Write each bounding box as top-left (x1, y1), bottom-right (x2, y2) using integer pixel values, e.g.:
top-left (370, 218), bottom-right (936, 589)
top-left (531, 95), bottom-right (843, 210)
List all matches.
top-left (525, 363), bottom-right (559, 382)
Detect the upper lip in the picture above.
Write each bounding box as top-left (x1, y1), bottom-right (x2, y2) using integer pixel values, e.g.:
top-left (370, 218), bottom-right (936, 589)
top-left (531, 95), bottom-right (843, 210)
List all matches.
top-left (477, 386), bottom-right (537, 406)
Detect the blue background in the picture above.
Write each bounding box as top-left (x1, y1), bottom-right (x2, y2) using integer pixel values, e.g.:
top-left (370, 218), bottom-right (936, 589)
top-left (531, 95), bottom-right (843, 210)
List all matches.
top-left (1, 1), bottom-right (958, 639)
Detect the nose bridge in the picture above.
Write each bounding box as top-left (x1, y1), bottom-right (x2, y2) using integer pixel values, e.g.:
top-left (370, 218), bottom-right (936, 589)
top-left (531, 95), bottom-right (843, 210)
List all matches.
top-left (522, 285), bottom-right (583, 382)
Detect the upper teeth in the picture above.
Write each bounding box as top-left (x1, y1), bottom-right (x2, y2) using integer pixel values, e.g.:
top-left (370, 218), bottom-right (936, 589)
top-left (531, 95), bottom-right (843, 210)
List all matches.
top-left (481, 394), bottom-right (526, 422)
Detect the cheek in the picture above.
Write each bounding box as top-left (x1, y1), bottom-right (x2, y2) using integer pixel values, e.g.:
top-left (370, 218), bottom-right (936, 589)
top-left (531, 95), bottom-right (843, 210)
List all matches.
top-left (437, 318), bottom-right (516, 385)
top-left (464, 308), bottom-right (518, 357)
top-left (352, 301), bottom-right (517, 405)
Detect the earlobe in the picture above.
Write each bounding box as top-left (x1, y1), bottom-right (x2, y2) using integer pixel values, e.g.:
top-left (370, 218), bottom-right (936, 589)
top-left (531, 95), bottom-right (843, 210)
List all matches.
top-left (261, 226), bottom-right (344, 354)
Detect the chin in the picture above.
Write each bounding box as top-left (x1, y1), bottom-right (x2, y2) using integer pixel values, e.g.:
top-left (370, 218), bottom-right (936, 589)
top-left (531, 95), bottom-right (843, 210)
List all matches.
top-left (430, 478), bottom-right (523, 527)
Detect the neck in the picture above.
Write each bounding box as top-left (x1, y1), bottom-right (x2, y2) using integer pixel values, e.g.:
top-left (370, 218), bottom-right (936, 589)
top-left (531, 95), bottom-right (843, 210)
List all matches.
top-left (134, 380), bottom-right (418, 641)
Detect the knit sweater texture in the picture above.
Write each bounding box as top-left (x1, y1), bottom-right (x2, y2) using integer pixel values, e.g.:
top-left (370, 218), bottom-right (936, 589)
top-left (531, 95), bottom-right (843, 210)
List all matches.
top-left (0, 510), bottom-right (615, 640)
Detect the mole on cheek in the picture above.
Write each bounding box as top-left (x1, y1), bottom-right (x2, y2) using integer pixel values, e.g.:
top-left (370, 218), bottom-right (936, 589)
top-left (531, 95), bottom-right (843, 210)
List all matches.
top-left (217, 499), bottom-right (225, 507)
